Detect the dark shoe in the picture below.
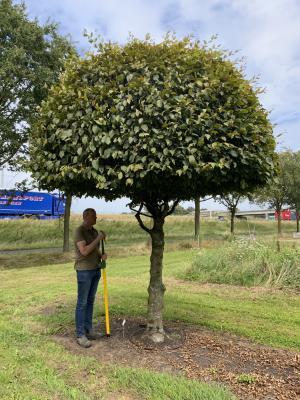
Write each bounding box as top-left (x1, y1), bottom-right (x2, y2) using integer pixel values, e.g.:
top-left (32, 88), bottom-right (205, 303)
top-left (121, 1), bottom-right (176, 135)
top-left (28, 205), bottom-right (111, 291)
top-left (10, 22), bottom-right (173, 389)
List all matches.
top-left (77, 335), bottom-right (92, 348)
top-left (86, 329), bottom-right (104, 340)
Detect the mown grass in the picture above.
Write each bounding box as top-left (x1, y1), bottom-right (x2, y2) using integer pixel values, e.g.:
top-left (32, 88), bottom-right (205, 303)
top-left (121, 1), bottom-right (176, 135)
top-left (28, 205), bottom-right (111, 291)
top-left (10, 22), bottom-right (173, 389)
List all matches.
top-left (0, 250), bottom-right (241, 400)
top-left (0, 319), bottom-right (234, 400)
top-left (184, 239), bottom-right (300, 290)
top-left (0, 215), bottom-right (298, 250)
top-left (1, 251), bottom-right (299, 349)
top-left (1, 217), bottom-right (300, 399)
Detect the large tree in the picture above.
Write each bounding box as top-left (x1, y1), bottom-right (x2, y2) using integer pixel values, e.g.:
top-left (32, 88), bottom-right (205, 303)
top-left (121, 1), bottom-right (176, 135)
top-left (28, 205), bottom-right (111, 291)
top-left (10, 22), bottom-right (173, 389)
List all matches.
top-left (29, 36), bottom-right (276, 341)
top-left (0, 0), bottom-right (75, 167)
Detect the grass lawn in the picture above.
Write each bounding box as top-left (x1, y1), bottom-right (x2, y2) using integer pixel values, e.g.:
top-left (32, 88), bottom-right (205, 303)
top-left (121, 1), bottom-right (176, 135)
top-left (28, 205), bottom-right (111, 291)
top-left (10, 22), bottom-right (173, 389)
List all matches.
top-left (0, 249), bottom-right (299, 399)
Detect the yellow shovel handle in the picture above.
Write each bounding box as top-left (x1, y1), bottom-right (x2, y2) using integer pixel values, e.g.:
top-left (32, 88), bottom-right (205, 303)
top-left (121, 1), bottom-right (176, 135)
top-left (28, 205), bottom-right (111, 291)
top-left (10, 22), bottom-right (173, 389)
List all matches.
top-left (102, 268), bottom-right (110, 336)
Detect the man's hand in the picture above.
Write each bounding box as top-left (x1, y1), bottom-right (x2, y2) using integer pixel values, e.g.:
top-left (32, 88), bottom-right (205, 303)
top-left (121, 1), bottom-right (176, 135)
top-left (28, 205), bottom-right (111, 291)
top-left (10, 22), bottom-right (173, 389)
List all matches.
top-left (97, 230), bottom-right (106, 241)
top-left (101, 253), bottom-right (108, 261)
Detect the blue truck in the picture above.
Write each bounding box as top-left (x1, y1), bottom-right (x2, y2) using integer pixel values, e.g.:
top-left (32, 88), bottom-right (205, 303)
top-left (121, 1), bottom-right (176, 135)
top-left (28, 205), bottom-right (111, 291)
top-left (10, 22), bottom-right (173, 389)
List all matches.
top-left (0, 191), bottom-right (65, 219)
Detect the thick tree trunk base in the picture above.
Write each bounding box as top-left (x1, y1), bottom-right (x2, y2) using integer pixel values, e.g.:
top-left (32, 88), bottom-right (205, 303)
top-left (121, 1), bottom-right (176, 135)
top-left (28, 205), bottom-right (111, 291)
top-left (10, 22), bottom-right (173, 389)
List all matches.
top-left (144, 331), bottom-right (165, 343)
top-left (130, 321), bottom-right (184, 349)
top-left (145, 320), bottom-right (165, 342)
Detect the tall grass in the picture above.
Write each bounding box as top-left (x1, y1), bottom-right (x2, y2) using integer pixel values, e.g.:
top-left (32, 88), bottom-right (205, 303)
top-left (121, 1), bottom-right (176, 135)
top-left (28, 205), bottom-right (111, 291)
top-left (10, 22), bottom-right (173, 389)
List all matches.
top-left (184, 239), bottom-right (300, 289)
top-left (0, 215), bottom-right (297, 250)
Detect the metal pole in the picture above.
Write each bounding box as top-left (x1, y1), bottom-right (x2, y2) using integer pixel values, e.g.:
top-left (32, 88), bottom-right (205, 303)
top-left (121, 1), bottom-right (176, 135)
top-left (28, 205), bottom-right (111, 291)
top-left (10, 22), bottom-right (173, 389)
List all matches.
top-left (102, 269), bottom-right (110, 336)
top-left (101, 240), bottom-right (110, 337)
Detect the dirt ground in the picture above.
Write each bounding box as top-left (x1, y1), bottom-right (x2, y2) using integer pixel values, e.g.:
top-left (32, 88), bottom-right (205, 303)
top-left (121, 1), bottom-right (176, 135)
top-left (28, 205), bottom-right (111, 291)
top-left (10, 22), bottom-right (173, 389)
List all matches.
top-left (53, 318), bottom-right (300, 400)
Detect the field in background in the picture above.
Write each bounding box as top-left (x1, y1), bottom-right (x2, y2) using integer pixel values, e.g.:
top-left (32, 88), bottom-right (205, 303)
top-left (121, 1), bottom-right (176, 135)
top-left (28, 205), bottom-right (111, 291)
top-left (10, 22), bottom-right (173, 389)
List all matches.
top-left (0, 214), bottom-right (299, 252)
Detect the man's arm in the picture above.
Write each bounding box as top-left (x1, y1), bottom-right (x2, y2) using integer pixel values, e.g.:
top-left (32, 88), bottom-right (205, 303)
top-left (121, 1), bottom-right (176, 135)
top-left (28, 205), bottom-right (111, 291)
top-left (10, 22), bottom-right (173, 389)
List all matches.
top-left (76, 232), bottom-right (105, 256)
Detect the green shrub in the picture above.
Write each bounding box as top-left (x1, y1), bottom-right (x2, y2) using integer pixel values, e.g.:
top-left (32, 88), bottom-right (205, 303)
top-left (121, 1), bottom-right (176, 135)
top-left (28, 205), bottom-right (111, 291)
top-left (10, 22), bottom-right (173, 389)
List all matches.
top-left (184, 239), bottom-right (300, 289)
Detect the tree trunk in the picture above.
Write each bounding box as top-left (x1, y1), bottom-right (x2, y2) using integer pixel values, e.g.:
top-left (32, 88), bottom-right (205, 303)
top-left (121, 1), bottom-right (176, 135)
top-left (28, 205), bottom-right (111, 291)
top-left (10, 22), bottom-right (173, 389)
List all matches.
top-left (230, 207), bottom-right (236, 235)
top-left (147, 216), bottom-right (166, 339)
top-left (277, 208), bottom-right (282, 236)
top-left (296, 209), bottom-right (299, 233)
top-left (63, 193), bottom-right (72, 252)
top-left (194, 196), bottom-right (200, 243)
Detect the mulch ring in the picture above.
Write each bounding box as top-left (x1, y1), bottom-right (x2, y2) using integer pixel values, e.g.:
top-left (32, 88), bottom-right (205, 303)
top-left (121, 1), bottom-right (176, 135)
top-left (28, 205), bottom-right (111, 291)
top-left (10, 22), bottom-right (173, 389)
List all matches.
top-left (53, 318), bottom-right (300, 400)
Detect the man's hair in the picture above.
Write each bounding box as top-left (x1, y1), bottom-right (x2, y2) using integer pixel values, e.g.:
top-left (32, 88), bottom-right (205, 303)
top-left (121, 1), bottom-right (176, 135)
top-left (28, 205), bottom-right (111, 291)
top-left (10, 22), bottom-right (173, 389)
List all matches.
top-left (83, 208), bottom-right (96, 218)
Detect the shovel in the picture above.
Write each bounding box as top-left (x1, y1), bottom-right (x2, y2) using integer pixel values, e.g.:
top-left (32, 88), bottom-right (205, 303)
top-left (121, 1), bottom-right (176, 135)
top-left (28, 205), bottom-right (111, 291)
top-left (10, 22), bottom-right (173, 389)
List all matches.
top-left (100, 239), bottom-right (110, 337)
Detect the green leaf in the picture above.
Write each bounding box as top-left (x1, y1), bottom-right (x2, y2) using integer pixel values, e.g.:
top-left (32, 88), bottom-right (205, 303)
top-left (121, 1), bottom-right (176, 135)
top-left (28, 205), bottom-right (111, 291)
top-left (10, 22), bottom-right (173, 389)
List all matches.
top-left (92, 159), bottom-right (99, 169)
top-left (90, 143), bottom-right (96, 152)
top-left (188, 155), bottom-right (196, 164)
top-left (92, 125), bottom-right (100, 134)
top-left (61, 130), bottom-right (72, 140)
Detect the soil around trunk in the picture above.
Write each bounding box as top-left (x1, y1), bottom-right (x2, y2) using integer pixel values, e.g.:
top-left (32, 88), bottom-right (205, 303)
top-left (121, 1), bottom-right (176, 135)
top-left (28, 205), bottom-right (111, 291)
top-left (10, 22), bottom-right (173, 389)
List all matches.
top-left (52, 317), bottom-right (300, 400)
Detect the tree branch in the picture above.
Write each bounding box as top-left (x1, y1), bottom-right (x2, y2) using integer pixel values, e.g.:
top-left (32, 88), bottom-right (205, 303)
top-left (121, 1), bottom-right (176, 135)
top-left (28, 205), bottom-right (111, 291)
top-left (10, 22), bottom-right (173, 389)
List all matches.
top-left (127, 202), bottom-right (152, 218)
top-left (135, 212), bottom-right (152, 233)
top-left (128, 202), bottom-right (152, 233)
top-left (165, 199), bottom-right (180, 216)
top-left (136, 204), bottom-right (152, 233)
top-left (0, 150), bottom-right (21, 168)
top-left (201, 196), bottom-right (213, 202)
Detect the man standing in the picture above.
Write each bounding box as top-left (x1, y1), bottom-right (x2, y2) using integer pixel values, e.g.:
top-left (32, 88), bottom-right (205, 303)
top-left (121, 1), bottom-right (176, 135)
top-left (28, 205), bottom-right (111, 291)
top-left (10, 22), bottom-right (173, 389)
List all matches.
top-left (74, 208), bottom-right (107, 348)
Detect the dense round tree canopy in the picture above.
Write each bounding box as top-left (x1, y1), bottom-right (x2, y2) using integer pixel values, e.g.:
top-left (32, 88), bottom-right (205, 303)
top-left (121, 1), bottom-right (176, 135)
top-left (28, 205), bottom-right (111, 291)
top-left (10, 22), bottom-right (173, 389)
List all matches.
top-left (30, 36), bottom-right (276, 204)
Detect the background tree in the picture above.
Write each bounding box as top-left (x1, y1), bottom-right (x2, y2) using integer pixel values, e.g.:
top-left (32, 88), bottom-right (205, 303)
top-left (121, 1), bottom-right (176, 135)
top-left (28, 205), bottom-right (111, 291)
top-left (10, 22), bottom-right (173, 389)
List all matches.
top-left (214, 193), bottom-right (244, 235)
top-left (194, 196), bottom-right (212, 243)
top-left (250, 152), bottom-right (289, 236)
top-left (29, 36), bottom-right (276, 342)
top-left (0, 0), bottom-right (75, 253)
top-left (284, 151), bottom-right (300, 232)
top-left (185, 206), bottom-right (195, 214)
top-left (0, 0), bottom-right (75, 168)
top-left (194, 196), bottom-right (200, 241)
top-left (173, 203), bottom-right (189, 215)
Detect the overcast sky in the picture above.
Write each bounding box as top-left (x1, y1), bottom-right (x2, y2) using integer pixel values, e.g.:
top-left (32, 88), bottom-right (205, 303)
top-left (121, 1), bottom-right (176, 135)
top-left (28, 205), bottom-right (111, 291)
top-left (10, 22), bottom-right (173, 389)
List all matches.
top-left (6, 0), bottom-right (300, 212)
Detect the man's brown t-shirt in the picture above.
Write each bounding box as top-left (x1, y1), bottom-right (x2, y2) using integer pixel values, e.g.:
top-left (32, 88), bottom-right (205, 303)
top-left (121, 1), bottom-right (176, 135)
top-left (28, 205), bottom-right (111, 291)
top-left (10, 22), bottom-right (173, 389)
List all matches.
top-left (74, 224), bottom-right (100, 271)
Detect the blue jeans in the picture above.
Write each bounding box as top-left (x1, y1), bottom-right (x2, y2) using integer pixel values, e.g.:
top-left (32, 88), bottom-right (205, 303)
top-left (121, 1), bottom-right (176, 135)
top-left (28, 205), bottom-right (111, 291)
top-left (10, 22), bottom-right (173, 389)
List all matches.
top-left (75, 269), bottom-right (101, 337)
